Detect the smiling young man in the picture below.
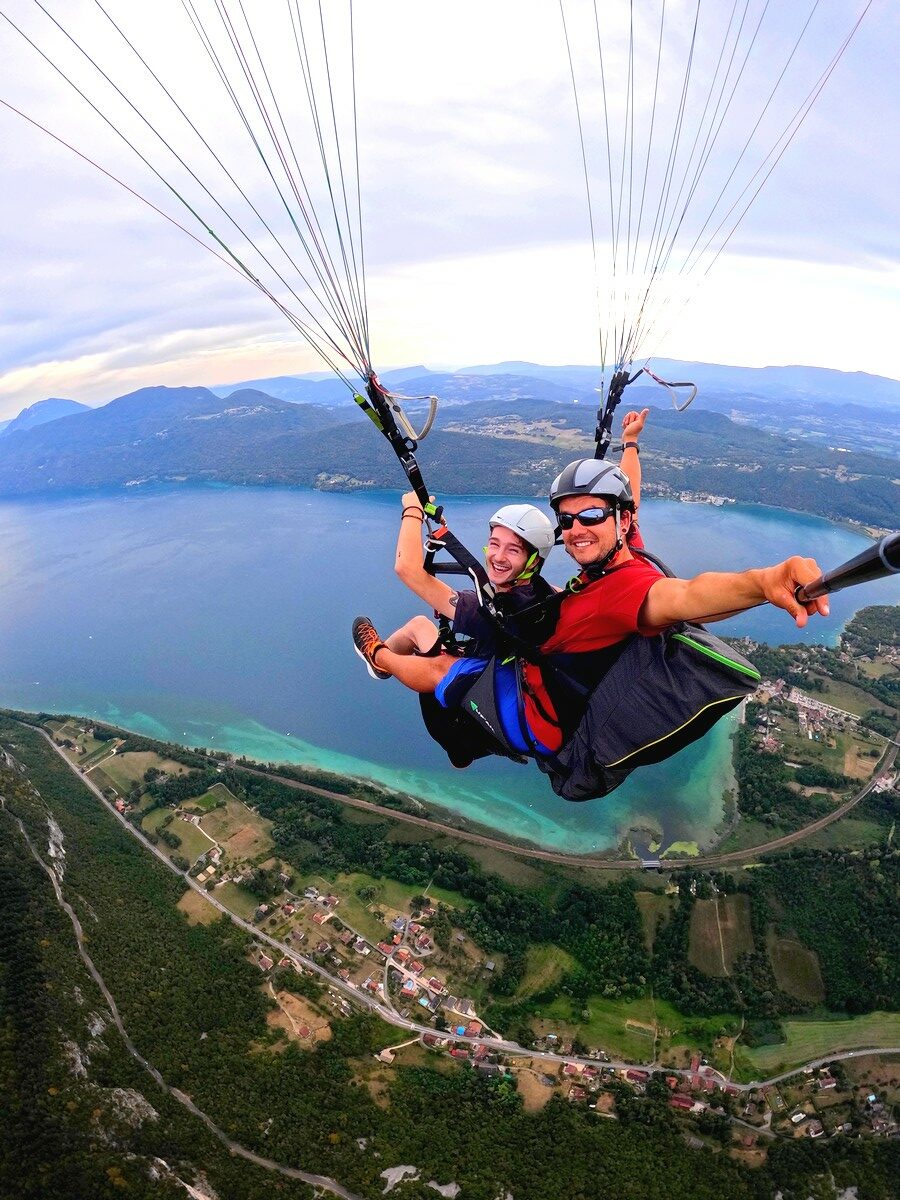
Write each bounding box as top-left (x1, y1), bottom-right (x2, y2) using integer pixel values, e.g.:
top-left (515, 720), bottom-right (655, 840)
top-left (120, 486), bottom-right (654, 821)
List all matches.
top-left (520, 458), bottom-right (830, 753)
top-left (351, 491), bottom-right (556, 739)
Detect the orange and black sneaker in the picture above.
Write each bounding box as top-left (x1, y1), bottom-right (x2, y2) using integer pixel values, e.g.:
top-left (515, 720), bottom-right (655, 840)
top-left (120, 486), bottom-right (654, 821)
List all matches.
top-left (352, 616), bottom-right (390, 681)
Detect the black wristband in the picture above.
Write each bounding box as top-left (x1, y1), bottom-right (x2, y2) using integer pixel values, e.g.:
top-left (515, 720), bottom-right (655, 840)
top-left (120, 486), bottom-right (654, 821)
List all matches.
top-left (401, 507), bottom-right (424, 521)
top-left (623, 441), bottom-right (640, 454)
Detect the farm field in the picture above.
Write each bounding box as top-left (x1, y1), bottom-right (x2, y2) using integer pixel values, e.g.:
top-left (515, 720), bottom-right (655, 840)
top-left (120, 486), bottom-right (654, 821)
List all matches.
top-left (766, 928), bottom-right (825, 1003)
top-left (184, 781), bottom-right (236, 813)
top-left (687, 893), bottom-right (753, 977)
top-left (142, 807), bottom-right (215, 865)
top-left (745, 1013), bottom-right (900, 1075)
top-left (101, 750), bottom-right (189, 789)
top-left (214, 881), bottom-right (263, 920)
top-left (199, 796), bottom-right (274, 859)
top-left (809, 673), bottom-right (896, 719)
top-left (514, 944), bottom-right (577, 1000)
top-left (177, 888), bottom-right (222, 925)
top-left (635, 891), bottom-right (674, 952)
top-left (295, 869), bottom-right (468, 944)
top-left (535, 993), bottom-right (737, 1063)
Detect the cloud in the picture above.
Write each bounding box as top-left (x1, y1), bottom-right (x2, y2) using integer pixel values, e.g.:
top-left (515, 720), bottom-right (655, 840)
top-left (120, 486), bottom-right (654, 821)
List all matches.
top-left (0, 0), bottom-right (897, 418)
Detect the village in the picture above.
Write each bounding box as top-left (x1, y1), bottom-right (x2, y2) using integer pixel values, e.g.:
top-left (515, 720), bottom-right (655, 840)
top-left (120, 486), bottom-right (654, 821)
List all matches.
top-left (43, 715), bottom-right (899, 1160)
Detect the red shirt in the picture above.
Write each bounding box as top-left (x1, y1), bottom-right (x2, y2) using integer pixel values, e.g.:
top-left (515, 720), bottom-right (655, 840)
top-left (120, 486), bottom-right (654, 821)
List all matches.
top-left (523, 553), bottom-right (663, 751)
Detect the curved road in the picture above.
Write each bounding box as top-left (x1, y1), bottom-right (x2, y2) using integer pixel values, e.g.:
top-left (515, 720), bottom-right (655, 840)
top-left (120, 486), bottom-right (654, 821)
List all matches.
top-left (30, 730), bottom-right (900, 1091)
top-left (238, 734), bottom-right (897, 871)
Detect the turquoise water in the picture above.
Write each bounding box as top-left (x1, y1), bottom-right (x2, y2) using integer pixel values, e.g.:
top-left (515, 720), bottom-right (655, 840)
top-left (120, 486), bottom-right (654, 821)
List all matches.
top-left (0, 486), bottom-right (894, 852)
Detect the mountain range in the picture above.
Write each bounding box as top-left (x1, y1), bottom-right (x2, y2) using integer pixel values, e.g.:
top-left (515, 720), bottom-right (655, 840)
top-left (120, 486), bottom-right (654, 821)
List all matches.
top-left (0, 367), bottom-right (896, 530)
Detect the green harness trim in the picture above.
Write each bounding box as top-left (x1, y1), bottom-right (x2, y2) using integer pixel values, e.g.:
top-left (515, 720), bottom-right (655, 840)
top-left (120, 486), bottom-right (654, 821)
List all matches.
top-left (670, 633), bottom-right (761, 681)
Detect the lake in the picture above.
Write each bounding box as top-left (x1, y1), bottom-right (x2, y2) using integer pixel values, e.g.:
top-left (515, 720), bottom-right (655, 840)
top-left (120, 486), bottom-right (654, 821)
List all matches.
top-left (0, 485), bottom-right (895, 853)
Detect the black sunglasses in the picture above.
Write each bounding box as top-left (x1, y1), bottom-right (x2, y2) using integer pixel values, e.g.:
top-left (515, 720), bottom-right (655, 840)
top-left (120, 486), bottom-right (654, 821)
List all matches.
top-left (557, 505), bottom-right (615, 530)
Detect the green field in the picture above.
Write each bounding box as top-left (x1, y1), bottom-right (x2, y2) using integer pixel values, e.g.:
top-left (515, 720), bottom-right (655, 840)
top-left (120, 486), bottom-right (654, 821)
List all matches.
top-left (101, 750), bottom-right (189, 789)
top-left (535, 992), bottom-right (737, 1062)
top-left (80, 741), bottom-right (120, 769)
top-left (199, 797), bottom-right (274, 860)
top-left (810, 673), bottom-right (896, 719)
top-left (635, 891), bottom-right (674, 952)
top-left (688, 893), bottom-right (753, 977)
top-left (214, 880), bottom-right (263, 920)
top-left (302, 870), bottom-right (468, 943)
top-left (514, 944), bottom-right (576, 999)
top-left (142, 808), bottom-right (215, 866)
top-left (766, 928), bottom-right (825, 1004)
top-left (744, 1012), bottom-right (900, 1075)
top-left (185, 781), bottom-right (236, 813)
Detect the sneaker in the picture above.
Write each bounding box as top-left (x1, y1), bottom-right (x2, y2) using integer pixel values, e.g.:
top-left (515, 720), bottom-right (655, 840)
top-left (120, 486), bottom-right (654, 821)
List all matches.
top-left (352, 616), bottom-right (390, 680)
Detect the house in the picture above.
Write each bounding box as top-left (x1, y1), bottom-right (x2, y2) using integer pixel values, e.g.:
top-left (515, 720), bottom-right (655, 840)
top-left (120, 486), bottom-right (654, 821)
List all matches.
top-left (422, 1033), bottom-right (448, 1048)
top-left (329, 955), bottom-right (343, 968)
top-left (790, 1110), bottom-right (808, 1124)
top-left (625, 1070), bottom-right (650, 1084)
top-left (339, 929), bottom-right (355, 945)
top-left (394, 947), bottom-right (410, 965)
top-left (401, 979), bottom-right (418, 997)
top-left (476, 1062), bottom-right (501, 1077)
top-left (409, 960), bottom-right (424, 975)
top-left (311, 911), bottom-right (329, 926)
top-left (315, 940), bottom-right (331, 954)
top-left (290, 929), bottom-right (306, 944)
top-left (254, 904), bottom-right (270, 921)
top-left (281, 903), bottom-right (295, 916)
top-left (450, 1048), bottom-right (469, 1060)
top-left (257, 953), bottom-right (273, 971)
top-left (808, 1122), bottom-right (825, 1139)
top-left (377, 941), bottom-right (394, 956)
top-left (464, 1022), bottom-right (481, 1038)
top-left (484, 960), bottom-right (495, 972)
top-left (338, 969), bottom-right (351, 981)
top-left (391, 916), bottom-right (407, 933)
top-left (562, 1063), bottom-right (582, 1078)
top-left (427, 976), bottom-right (444, 993)
top-left (569, 1086), bottom-right (588, 1101)
top-left (304, 887), bottom-right (319, 900)
top-left (817, 1075), bottom-right (837, 1090)
top-left (669, 1095), bottom-right (694, 1110)
top-left (354, 939), bottom-right (370, 954)
top-left (414, 934), bottom-right (431, 952)
top-left (297, 1024), bottom-right (311, 1039)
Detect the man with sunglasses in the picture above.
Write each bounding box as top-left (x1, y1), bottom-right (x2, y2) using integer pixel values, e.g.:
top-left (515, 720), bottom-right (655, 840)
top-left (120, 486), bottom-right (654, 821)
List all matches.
top-left (519, 458), bottom-right (829, 754)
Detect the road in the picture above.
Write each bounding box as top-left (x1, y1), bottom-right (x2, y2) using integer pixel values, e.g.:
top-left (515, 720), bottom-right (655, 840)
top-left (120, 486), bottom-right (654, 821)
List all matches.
top-left (29, 729), bottom-right (900, 1092)
top-left (237, 732), bottom-right (898, 871)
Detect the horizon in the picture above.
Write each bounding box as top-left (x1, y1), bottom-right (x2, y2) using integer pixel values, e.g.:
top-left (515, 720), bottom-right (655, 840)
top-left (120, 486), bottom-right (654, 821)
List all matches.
top-left (5, 354), bottom-right (900, 421)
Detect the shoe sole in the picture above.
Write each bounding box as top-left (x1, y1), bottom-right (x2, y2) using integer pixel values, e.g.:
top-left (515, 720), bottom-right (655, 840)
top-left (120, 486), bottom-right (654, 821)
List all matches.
top-left (354, 643), bottom-right (389, 681)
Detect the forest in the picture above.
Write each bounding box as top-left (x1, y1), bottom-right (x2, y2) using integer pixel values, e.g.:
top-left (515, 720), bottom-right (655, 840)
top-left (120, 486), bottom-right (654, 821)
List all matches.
top-left (3, 714), bottom-right (899, 1200)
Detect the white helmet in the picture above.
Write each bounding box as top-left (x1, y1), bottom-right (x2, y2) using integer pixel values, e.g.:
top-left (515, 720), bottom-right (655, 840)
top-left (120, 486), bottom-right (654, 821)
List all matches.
top-left (489, 504), bottom-right (556, 556)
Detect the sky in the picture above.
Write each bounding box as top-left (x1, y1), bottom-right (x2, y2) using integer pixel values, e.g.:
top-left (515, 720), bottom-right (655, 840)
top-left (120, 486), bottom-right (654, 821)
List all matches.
top-left (1, 0), bottom-right (898, 419)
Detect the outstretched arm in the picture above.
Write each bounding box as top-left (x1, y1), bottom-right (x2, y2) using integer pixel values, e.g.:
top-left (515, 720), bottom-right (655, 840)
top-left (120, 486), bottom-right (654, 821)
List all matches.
top-left (394, 491), bottom-right (457, 619)
top-left (620, 407), bottom-right (649, 514)
top-left (640, 556), bottom-right (830, 629)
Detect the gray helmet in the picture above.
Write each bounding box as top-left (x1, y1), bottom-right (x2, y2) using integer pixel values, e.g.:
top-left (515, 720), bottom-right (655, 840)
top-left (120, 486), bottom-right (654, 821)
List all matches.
top-left (549, 459), bottom-right (634, 511)
top-left (489, 504), bottom-right (556, 555)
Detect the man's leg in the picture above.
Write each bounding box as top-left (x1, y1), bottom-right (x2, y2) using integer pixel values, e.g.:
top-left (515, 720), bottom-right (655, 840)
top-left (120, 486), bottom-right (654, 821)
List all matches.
top-left (371, 644), bottom-right (453, 694)
top-left (353, 615), bottom-right (452, 693)
top-left (384, 615), bottom-right (440, 656)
